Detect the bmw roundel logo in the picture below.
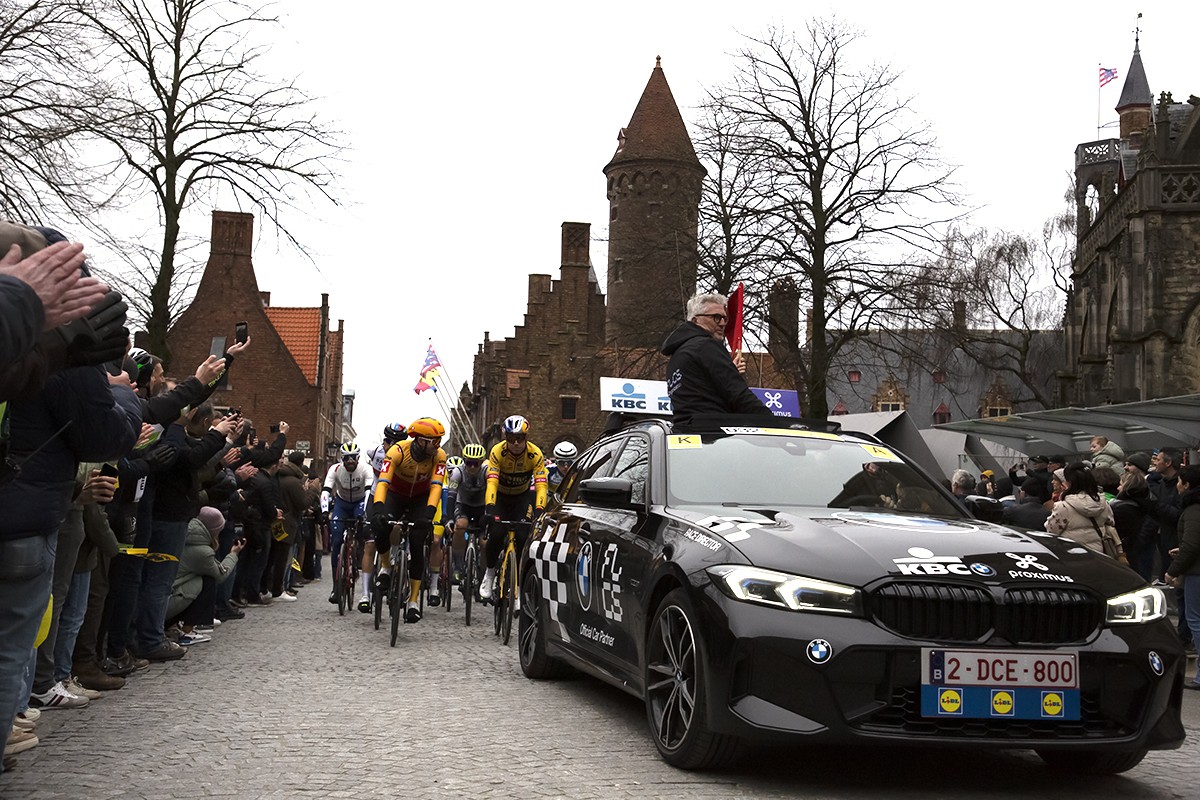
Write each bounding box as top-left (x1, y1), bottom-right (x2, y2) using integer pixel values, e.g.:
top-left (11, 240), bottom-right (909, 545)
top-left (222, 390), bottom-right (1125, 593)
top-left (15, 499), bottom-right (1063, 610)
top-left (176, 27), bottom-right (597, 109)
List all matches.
top-left (1148, 651), bottom-right (1164, 676)
top-left (969, 562), bottom-right (996, 577)
top-left (576, 541), bottom-right (592, 611)
top-left (807, 639), bottom-right (833, 664)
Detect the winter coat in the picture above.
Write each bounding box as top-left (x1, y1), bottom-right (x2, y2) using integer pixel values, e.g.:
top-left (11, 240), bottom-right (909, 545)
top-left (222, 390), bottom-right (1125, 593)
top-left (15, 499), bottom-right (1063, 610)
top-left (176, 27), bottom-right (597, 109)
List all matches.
top-left (1003, 497), bottom-right (1051, 531)
top-left (152, 423), bottom-right (228, 522)
top-left (1166, 489), bottom-right (1200, 579)
top-left (166, 518), bottom-right (239, 620)
top-left (661, 321), bottom-right (771, 430)
top-left (0, 364), bottom-right (141, 542)
top-left (1111, 486), bottom-right (1154, 552)
top-left (1044, 492), bottom-right (1117, 553)
top-left (0, 274), bottom-right (51, 400)
top-left (1090, 442), bottom-right (1126, 471)
top-left (277, 461), bottom-right (315, 544)
top-left (1142, 471), bottom-right (1182, 550)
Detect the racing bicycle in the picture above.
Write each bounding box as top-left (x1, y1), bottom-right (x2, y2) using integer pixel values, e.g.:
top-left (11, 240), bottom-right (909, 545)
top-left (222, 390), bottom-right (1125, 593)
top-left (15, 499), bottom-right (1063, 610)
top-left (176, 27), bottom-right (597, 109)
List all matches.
top-left (460, 520), bottom-right (485, 626)
top-left (491, 519), bottom-right (530, 646)
top-left (334, 515), bottom-right (366, 617)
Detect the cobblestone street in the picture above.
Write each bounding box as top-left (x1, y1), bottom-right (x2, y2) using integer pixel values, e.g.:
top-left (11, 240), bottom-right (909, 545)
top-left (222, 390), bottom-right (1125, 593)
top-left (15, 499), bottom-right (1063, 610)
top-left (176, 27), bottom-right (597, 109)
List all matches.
top-left (5, 584), bottom-right (1200, 800)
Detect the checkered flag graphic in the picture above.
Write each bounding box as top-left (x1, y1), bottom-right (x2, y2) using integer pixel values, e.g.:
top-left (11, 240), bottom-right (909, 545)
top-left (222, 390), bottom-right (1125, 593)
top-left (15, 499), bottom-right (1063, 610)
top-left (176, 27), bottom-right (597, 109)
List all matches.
top-left (529, 522), bottom-right (573, 641)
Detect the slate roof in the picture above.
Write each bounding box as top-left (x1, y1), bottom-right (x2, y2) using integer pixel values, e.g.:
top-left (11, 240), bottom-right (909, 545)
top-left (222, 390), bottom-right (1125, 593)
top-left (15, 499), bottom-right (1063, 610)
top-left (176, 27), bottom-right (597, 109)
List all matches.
top-left (1117, 44), bottom-right (1152, 110)
top-left (605, 58), bottom-right (702, 170)
top-left (264, 306), bottom-right (322, 385)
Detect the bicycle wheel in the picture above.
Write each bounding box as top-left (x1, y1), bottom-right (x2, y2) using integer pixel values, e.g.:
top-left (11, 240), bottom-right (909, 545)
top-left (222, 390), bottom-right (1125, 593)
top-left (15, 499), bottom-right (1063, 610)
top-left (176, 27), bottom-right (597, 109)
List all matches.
top-left (463, 545), bottom-right (475, 627)
top-left (493, 563), bottom-right (503, 636)
top-left (441, 546), bottom-right (452, 613)
top-left (390, 546), bottom-right (407, 647)
top-left (501, 548), bottom-right (516, 646)
top-left (335, 554), bottom-right (346, 616)
top-left (373, 560), bottom-right (382, 630)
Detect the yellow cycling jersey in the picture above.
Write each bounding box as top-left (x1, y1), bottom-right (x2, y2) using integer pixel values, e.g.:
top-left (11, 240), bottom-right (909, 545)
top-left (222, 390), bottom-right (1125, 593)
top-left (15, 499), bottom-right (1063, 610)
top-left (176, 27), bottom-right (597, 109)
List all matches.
top-left (373, 440), bottom-right (446, 509)
top-left (485, 440), bottom-right (548, 508)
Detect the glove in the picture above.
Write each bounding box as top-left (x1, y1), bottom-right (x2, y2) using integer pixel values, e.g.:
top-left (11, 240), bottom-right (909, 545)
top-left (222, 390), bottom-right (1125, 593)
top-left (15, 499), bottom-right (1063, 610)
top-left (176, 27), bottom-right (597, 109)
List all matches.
top-left (83, 291), bottom-right (129, 339)
top-left (420, 504), bottom-right (436, 523)
top-left (533, 506), bottom-right (545, 519)
top-left (143, 444), bottom-right (177, 473)
top-left (68, 326), bottom-right (130, 367)
top-left (482, 504), bottom-right (496, 528)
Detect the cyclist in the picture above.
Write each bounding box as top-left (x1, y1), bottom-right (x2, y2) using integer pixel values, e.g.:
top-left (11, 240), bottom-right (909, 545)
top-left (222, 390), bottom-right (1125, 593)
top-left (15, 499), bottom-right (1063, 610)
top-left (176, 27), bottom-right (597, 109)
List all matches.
top-left (322, 443), bottom-right (374, 605)
top-left (367, 422), bottom-right (407, 478)
top-left (370, 417), bottom-right (447, 622)
top-left (437, 455), bottom-right (465, 593)
top-left (447, 444), bottom-right (487, 591)
top-left (479, 415), bottom-right (548, 603)
top-left (547, 441), bottom-right (578, 495)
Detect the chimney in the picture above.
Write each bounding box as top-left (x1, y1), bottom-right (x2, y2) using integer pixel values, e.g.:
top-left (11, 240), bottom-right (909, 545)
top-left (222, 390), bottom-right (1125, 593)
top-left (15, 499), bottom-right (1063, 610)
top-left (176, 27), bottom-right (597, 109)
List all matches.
top-left (561, 222), bottom-right (591, 267)
top-left (317, 293), bottom-right (329, 389)
top-left (768, 278), bottom-right (800, 357)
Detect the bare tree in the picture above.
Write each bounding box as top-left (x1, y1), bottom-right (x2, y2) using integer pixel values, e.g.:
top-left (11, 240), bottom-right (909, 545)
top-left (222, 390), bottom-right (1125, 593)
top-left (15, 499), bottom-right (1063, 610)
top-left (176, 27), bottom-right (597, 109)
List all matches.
top-left (915, 211), bottom-right (1072, 409)
top-left (702, 20), bottom-right (959, 417)
top-left (0, 1), bottom-right (111, 224)
top-left (69, 0), bottom-right (343, 362)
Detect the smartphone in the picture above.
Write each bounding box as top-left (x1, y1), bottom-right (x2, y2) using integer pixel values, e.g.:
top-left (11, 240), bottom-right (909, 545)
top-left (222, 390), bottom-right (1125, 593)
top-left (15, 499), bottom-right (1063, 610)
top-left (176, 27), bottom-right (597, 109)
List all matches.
top-left (98, 462), bottom-right (120, 504)
top-left (269, 424), bottom-right (280, 434)
top-left (235, 322), bottom-right (248, 344)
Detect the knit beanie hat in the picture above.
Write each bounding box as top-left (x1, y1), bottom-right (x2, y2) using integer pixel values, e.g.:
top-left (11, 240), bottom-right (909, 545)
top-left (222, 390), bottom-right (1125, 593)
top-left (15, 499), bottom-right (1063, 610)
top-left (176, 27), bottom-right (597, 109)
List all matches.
top-left (198, 506), bottom-right (225, 535)
top-left (1125, 452), bottom-right (1152, 474)
top-left (288, 451), bottom-right (306, 466)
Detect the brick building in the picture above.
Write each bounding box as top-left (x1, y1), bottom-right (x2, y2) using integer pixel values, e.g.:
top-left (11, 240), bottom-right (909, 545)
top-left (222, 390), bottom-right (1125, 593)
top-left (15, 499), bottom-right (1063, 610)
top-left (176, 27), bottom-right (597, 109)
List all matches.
top-left (166, 210), bottom-right (346, 470)
top-left (1061, 41), bottom-right (1200, 404)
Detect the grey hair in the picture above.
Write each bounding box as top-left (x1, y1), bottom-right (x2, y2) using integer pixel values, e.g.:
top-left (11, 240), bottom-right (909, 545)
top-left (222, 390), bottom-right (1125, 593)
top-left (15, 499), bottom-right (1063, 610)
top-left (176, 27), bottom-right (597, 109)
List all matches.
top-left (951, 469), bottom-right (975, 491)
top-left (686, 292), bottom-right (727, 321)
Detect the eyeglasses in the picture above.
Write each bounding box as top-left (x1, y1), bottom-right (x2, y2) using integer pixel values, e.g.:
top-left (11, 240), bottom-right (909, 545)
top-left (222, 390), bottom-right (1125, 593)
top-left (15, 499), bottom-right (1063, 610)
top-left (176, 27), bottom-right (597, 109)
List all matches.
top-left (414, 436), bottom-right (439, 447)
top-left (505, 434), bottom-right (527, 443)
top-left (696, 313), bottom-right (727, 323)
top-left (465, 460), bottom-right (483, 468)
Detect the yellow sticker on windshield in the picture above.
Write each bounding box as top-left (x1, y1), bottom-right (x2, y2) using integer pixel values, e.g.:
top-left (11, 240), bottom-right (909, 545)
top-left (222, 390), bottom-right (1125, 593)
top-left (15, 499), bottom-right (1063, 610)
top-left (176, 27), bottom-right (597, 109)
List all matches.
top-left (860, 444), bottom-right (900, 460)
top-left (668, 435), bottom-right (702, 449)
top-left (768, 429), bottom-right (844, 441)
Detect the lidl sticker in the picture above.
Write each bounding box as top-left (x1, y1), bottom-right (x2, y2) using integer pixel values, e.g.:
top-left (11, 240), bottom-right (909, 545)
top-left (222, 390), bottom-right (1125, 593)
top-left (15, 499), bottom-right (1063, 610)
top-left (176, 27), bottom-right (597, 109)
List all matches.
top-left (668, 435), bottom-right (702, 449)
top-left (860, 444), bottom-right (900, 461)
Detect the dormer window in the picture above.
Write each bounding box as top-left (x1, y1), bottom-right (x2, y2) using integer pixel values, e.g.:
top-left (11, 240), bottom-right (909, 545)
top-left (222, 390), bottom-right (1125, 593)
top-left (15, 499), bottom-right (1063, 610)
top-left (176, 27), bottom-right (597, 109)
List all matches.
top-left (848, 370), bottom-right (861, 383)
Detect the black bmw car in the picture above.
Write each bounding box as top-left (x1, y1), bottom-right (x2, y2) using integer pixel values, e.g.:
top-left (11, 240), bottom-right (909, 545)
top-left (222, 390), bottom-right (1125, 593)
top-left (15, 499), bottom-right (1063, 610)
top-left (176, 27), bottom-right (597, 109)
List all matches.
top-left (516, 417), bottom-right (1185, 772)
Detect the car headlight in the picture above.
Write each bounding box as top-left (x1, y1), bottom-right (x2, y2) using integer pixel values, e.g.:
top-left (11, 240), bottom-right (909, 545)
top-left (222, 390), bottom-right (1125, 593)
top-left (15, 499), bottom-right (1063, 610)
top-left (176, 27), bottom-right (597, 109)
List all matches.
top-left (707, 565), bottom-right (861, 615)
top-left (1105, 587), bottom-right (1167, 624)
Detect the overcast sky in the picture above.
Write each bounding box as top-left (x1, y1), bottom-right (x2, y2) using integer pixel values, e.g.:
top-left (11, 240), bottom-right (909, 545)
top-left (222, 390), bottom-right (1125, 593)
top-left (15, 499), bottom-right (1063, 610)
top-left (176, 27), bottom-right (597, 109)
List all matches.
top-left (207, 0), bottom-right (1196, 449)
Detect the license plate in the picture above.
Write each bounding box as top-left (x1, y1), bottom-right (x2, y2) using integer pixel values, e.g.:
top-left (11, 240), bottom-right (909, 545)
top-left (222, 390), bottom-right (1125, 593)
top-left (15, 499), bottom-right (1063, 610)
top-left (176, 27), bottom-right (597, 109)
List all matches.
top-left (920, 648), bottom-right (1079, 721)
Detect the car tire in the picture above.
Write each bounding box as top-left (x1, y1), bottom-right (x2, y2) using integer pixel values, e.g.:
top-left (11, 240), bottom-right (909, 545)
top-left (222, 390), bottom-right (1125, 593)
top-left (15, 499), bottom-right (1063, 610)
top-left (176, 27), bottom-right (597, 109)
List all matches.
top-left (1036, 748), bottom-right (1148, 775)
top-left (644, 588), bottom-right (742, 770)
top-left (518, 570), bottom-right (572, 679)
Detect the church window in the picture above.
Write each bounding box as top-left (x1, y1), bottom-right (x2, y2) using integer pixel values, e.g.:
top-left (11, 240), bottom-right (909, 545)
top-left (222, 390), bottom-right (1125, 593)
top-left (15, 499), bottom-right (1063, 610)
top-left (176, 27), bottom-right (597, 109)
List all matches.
top-left (561, 397), bottom-right (577, 421)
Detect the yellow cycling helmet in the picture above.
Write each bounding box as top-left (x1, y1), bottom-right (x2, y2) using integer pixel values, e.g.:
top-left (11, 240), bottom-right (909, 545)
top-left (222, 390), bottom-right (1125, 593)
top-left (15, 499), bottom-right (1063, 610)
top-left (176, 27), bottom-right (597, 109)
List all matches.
top-left (463, 443), bottom-right (486, 460)
top-left (408, 417), bottom-right (445, 440)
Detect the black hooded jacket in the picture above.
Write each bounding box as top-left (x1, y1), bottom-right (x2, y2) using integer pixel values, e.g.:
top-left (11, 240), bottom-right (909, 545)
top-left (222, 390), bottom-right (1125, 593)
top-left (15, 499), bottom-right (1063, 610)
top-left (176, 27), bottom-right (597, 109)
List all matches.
top-left (661, 321), bottom-right (770, 430)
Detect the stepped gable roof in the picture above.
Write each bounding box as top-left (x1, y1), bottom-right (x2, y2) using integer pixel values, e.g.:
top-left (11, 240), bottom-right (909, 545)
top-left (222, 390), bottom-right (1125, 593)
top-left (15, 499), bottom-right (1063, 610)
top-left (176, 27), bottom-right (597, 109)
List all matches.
top-left (605, 57), bottom-right (701, 171)
top-left (264, 306), bottom-right (321, 384)
top-left (1117, 42), bottom-right (1152, 111)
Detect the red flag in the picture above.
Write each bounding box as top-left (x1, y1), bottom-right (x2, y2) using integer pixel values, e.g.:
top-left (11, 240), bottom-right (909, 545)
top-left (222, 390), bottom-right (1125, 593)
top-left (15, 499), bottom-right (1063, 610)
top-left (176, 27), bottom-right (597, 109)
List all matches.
top-left (725, 283), bottom-right (744, 352)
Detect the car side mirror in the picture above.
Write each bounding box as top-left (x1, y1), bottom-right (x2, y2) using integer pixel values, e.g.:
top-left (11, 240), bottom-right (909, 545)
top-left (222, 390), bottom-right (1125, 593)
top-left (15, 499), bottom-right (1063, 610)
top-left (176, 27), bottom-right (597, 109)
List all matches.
top-left (580, 476), bottom-right (634, 509)
top-left (963, 494), bottom-right (1004, 523)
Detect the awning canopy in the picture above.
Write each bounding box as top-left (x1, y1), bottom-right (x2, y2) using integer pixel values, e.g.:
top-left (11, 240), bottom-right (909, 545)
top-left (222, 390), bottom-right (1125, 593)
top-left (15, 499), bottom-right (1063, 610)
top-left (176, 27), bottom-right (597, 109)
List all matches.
top-left (935, 394), bottom-right (1200, 455)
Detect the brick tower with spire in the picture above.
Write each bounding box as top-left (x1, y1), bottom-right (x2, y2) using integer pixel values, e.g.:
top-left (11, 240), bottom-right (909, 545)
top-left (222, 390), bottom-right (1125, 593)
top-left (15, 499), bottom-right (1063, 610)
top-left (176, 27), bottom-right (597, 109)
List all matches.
top-left (602, 57), bottom-right (707, 354)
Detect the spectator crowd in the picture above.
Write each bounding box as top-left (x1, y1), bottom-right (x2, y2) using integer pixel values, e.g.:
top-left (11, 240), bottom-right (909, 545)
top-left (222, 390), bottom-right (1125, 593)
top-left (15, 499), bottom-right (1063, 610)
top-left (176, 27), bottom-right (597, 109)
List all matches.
top-left (951, 436), bottom-right (1200, 688)
top-left (1, 222), bottom-right (326, 772)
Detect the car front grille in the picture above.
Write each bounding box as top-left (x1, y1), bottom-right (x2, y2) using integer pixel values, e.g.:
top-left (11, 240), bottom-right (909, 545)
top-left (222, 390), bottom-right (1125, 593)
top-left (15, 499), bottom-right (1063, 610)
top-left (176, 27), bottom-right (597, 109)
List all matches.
top-left (855, 685), bottom-right (1133, 740)
top-left (868, 582), bottom-right (1102, 644)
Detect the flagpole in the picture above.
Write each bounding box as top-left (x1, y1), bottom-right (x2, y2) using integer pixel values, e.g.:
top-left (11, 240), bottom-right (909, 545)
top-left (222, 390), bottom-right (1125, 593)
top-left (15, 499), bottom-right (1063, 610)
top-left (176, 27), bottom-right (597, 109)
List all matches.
top-left (1097, 62), bottom-right (1102, 140)
top-left (428, 338), bottom-right (482, 443)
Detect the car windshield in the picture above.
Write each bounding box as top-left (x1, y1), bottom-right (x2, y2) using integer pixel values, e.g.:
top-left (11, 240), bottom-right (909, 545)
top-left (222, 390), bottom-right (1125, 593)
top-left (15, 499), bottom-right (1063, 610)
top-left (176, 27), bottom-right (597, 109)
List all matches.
top-left (666, 431), bottom-right (964, 517)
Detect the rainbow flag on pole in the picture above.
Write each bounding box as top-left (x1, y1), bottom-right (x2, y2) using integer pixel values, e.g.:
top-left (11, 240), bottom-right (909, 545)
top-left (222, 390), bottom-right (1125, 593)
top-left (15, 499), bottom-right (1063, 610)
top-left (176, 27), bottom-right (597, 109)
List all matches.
top-left (414, 345), bottom-right (442, 394)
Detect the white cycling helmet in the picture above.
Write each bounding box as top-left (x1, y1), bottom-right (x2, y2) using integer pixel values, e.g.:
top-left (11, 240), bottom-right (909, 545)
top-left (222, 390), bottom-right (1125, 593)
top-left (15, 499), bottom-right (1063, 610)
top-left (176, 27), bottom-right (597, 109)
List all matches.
top-left (553, 442), bottom-right (578, 461)
top-left (339, 442), bottom-right (361, 461)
